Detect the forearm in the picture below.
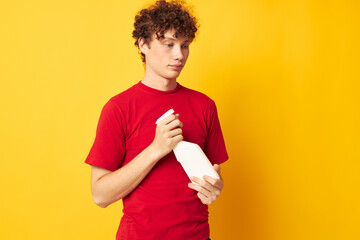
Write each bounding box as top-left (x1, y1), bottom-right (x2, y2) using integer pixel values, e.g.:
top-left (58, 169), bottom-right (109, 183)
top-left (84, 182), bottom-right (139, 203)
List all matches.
top-left (91, 144), bottom-right (163, 208)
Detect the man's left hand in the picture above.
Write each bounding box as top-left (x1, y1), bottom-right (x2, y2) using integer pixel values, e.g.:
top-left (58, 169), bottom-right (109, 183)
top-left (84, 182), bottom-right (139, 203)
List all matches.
top-left (188, 164), bottom-right (224, 205)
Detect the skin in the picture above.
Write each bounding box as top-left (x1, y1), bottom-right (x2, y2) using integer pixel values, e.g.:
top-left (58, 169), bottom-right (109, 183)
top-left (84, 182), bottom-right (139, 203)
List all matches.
top-left (139, 29), bottom-right (191, 91)
top-left (90, 28), bottom-right (224, 207)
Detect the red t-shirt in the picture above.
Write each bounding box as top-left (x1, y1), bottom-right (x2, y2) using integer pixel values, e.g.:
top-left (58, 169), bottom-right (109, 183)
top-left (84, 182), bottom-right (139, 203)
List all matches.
top-left (86, 81), bottom-right (228, 240)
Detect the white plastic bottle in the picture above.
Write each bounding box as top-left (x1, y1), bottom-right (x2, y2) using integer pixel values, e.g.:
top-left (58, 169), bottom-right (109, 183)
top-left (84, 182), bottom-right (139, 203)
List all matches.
top-left (156, 109), bottom-right (220, 181)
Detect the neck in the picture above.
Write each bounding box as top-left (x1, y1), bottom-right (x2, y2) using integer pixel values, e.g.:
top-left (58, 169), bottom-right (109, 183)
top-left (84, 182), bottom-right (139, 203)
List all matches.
top-left (141, 69), bottom-right (178, 91)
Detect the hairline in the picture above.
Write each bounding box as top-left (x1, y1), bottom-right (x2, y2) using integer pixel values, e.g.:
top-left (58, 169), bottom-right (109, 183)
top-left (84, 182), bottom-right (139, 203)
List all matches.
top-left (148, 30), bottom-right (193, 43)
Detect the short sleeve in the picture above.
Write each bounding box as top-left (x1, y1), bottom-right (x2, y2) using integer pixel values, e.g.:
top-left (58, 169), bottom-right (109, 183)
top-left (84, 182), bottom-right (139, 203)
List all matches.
top-left (203, 101), bottom-right (229, 165)
top-left (85, 99), bottom-right (126, 171)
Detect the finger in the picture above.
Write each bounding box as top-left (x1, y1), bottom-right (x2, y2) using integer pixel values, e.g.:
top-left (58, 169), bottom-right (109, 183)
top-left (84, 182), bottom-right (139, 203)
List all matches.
top-left (158, 114), bottom-right (176, 125)
top-left (171, 114), bottom-right (183, 127)
top-left (188, 181), bottom-right (220, 204)
top-left (213, 164), bottom-right (223, 181)
top-left (188, 182), bottom-right (211, 197)
top-left (197, 192), bottom-right (210, 205)
top-left (203, 175), bottom-right (223, 189)
top-left (171, 134), bottom-right (183, 143)
top-left (166, 119), bottom-right (183, 130)
top-left (190, 176), bottom-right (215, 193)
top-left (168, 128), bottom-right (182, 138)
top-left (214, 164), bottom-right (220, 173)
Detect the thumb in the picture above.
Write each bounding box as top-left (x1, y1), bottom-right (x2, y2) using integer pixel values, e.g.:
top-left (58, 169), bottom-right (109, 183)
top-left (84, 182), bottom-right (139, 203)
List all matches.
top-left (214, 164), bottom-right (222, 179)
top-left (214, 164), bottom-right (220, 172)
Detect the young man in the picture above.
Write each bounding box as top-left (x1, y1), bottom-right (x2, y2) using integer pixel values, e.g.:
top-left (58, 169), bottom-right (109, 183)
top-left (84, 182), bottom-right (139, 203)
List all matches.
top-left (85, 1), bottom-right (228, 239)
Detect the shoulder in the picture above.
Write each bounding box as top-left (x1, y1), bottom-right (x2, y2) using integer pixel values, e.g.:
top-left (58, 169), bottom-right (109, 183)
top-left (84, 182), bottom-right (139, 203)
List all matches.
top-left (109, 84), bottom-right (137, 105)
top-left (180, 85), bottom-right (215, 105)
top-left (99, 84), bottom-right (138, 119)
top-left (180, 85), bottom-right (217, 111)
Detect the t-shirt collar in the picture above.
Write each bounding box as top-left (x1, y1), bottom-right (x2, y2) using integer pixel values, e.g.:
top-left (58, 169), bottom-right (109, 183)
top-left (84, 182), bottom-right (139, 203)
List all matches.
top-left (136, 81), bottom-right (182, 95)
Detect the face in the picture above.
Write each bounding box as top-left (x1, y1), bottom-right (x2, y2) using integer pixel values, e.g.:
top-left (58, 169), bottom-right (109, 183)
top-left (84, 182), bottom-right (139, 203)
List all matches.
top-left (140, 28), bottom-right (192, 81)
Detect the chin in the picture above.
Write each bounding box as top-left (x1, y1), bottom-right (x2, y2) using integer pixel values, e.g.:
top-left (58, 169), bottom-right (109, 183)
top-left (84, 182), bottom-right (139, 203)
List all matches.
top-left (164, 73), bottom-right (181, 81)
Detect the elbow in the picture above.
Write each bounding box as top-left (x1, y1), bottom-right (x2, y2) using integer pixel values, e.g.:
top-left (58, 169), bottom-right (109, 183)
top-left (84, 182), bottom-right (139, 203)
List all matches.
top-left (95, 200), bottom-right (109, 209)
top-left (92, 192), bottom-right (124, 208)
top-left (92, 194), bottom-right (110, 208)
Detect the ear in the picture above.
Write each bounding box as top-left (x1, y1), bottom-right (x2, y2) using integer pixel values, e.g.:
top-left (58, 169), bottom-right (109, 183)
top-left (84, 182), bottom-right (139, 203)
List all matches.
top-left (138, 37), bottom-right (149, 55)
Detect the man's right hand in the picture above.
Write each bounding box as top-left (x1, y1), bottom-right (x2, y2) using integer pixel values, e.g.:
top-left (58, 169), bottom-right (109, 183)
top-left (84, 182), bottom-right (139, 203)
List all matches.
top-left (150, 113), bottom-right (183, 159)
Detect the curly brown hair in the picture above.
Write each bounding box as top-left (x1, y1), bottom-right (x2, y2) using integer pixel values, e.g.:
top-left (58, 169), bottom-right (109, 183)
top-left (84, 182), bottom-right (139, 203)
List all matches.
top-left (132, 0), bottom-right (199, 62)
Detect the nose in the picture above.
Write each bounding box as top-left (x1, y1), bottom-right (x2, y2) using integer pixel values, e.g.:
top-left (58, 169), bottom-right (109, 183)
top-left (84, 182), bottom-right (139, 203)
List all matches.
top-left (173, 45), bottom-right (184, 61)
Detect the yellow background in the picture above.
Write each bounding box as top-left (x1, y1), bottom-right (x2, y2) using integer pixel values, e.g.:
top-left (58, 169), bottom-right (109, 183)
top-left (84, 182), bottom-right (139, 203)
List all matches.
top-left (1, 0), bottom-right (359, 239)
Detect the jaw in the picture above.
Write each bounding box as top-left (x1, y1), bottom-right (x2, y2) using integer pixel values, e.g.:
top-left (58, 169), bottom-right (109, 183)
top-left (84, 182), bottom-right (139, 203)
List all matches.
top-left (142, 66), bottom-right (179, 91)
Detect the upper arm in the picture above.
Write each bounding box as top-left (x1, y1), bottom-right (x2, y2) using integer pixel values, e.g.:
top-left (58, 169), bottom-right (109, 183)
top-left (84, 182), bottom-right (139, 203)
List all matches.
top-left (85, 100), bottom-right (127, 172)
top-left (204, 101), bottom-right (228, 165)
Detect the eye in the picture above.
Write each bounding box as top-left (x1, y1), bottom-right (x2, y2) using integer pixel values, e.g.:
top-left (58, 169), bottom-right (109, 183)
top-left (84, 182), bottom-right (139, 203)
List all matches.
top-left (166, 44), bottom-right (174, 47)
top-left (181, 45), bottom-right (189, 49)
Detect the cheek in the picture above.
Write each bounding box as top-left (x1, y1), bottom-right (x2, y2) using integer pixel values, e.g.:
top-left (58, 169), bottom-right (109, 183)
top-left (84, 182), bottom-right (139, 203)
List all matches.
top-left (157, 49), bottom-right (171, 60)
top-left (183, 51), bottom-right (190, 60)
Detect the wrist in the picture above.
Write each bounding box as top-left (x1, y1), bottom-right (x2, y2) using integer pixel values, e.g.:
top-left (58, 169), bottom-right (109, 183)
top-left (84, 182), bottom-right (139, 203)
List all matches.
top-left (146, 143), bottom-right (166, 163)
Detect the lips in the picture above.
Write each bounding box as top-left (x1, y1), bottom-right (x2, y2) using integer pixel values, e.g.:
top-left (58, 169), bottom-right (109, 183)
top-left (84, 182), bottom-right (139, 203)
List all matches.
top-left (168, 64), bottom-right (183, 70)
